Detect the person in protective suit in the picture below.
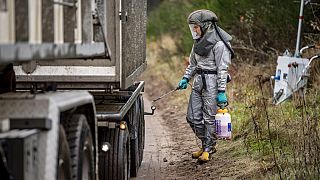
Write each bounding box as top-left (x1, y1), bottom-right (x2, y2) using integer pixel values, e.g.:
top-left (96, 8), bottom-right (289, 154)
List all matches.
top-left (178, 9), bottom-right (233, 162)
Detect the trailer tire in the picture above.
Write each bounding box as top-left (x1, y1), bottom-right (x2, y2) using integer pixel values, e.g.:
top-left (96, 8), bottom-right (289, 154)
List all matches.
top-left (130, 101), bottom-right (141, 177)
top-left (138, 95), bottom-right (145, 165)
top-left (98, 127), bottom-right (130, 180)
top-left (57, 125), bottom-right (72, 180)
top-left (62, 114), bottom-right (94, 180)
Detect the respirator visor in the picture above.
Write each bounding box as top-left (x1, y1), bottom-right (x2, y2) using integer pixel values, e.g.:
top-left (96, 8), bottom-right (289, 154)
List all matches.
top-left (189, 24), bottom-right (201, 40)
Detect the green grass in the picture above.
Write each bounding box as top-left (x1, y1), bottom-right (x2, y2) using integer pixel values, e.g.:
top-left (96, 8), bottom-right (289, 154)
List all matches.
top-left (229, 85), bottom-right (320, 178)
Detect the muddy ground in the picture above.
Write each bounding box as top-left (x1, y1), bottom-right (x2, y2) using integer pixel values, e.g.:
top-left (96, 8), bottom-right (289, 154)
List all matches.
top-left (134, 77), bottom-right (264, 180)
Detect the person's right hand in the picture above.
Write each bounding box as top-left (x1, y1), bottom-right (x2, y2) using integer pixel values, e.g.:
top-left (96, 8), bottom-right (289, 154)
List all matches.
top-left (178, 78), bottom-right (189, 90)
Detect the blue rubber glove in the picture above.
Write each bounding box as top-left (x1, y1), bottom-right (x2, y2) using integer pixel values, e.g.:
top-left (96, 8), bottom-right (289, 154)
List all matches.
top-left (216, 91), bottom-right (227, 104)
top-left (178, 78), bottom-right (189, 90)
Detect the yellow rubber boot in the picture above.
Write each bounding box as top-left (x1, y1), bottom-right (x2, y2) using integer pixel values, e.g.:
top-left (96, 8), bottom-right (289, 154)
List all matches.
top-left (191, 149), bottom-right (203, 159)
top-left (198, 151), bottom-right (210, 162)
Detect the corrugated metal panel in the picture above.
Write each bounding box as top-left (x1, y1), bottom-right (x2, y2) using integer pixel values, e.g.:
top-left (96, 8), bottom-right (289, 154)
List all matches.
top-left (15, 0), bottom-right (28, 42)
top-left (63, 0), bottom-right (76, 43)
top-left (42, 0), bottom-right (54, 42)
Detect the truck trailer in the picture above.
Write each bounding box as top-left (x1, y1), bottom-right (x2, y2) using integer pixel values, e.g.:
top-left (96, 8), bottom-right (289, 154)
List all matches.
top-left (0, 0), bottom-right (151, 179)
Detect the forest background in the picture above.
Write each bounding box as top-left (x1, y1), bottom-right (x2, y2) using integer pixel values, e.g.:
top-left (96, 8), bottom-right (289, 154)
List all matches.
top-left (145, 0), bottom-right (320, 178)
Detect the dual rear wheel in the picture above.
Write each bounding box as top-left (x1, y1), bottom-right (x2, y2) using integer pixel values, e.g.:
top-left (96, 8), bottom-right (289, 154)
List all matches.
top-left (98, 96), bottom-right (145, 180)
top-left (58, 114), bottom-right (95, 180)
top-left (98, 127), bottom-right (130, 180)
top-left (57, 96), bottom-right (145, 180)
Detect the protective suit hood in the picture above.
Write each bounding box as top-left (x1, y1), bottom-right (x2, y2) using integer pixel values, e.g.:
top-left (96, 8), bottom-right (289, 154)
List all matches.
top-left (187, 10), bottom-right (232, 56)
top-left (188, 9), bottom-right (218, 26)
top-left (194, 26), bottom-right (232, 56)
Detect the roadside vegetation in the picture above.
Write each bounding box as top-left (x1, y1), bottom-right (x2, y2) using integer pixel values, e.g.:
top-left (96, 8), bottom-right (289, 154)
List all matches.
top-left (146, 0), bottom-right (320, 178)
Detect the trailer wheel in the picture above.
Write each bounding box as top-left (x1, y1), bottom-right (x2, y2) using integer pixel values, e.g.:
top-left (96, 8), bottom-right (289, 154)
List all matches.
top-left (62, 115), bottom-right (94, 180)
top-left (130, 101), bottom-right (140, 177)
top-left (98, 127), bottom-right (130, 180)
top-left (138, 95), bottom-right (145, 165)
top-left (57, 125), bottom-right (72, 180)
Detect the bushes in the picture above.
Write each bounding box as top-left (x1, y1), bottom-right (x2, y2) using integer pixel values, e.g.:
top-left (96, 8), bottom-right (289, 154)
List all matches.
top-left (147, 0), bottom-right (314, 57)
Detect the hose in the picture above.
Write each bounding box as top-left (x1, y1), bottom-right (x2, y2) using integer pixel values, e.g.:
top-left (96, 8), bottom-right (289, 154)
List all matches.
top-left (213, 22), bottom-right (235, 59)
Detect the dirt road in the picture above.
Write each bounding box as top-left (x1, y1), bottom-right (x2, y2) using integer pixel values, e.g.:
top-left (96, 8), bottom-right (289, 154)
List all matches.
top-left (134, 97), bottom-right (175, 180)
top-left (133, 90), bottom-right (262, 179)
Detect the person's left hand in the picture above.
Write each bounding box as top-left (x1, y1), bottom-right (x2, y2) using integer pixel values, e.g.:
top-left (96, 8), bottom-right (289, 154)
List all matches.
top-left (216, 91), bottom-right (227, 104)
